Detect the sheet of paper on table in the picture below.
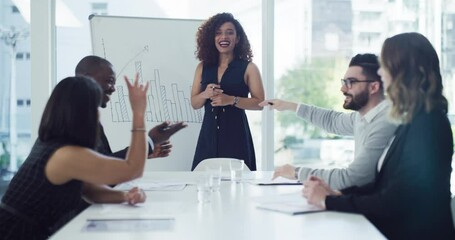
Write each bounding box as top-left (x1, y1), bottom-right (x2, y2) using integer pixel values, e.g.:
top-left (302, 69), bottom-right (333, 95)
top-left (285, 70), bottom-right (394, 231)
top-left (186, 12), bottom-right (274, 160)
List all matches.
top-left (81, 202), bottom-right (183, 232)
top-left (116, 180), bottom-right (187, 191)
top-left (253, 191), bottom-right (324, 215)
top-left (82, 218), bottom-right (175, 232)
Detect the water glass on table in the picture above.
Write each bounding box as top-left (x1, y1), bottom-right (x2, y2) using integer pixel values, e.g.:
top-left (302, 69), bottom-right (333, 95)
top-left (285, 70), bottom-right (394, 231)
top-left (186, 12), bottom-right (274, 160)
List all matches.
top-left (206, 166), bottom-right (222, 192)
top-left (229, 159), bottom-right (244, 182)
top-left (197, 173), bottom-right (212, 203)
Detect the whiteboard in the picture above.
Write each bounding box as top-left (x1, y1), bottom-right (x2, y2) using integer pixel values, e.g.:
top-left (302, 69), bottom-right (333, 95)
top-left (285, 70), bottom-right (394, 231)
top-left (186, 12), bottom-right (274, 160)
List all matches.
top-left (90, 15), bottom-right (203, 171)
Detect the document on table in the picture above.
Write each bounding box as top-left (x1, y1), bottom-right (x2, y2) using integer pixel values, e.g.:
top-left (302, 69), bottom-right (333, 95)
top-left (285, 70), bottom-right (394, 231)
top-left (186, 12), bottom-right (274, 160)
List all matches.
top-left (116, 179), bottom-right (187, 191)
top-left (249, 176), bottom-right (301, 185)
top-left (81, 202), bottom-right (182, 232)
top-left (90, 201), bottom-right (185, 218)
top-left (254, 192), bottom-right (324, 215)
top-left (82, 218), bottom-right (175, 232)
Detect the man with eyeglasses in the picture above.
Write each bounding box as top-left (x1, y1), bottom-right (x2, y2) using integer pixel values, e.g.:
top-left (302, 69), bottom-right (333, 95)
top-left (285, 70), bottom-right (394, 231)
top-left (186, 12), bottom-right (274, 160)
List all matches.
top-left (259, 53), bottom-right (397, 190)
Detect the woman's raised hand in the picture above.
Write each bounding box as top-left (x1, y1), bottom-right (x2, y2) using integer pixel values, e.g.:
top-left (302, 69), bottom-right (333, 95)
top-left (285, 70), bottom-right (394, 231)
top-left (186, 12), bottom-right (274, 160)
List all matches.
top-left (124, 73), bottom-right (149, 114)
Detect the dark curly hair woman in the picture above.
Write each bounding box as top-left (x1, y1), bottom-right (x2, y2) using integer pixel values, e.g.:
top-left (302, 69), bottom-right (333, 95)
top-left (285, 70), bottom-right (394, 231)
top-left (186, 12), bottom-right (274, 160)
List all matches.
top-left (191, 12), bottom-right (264, 171)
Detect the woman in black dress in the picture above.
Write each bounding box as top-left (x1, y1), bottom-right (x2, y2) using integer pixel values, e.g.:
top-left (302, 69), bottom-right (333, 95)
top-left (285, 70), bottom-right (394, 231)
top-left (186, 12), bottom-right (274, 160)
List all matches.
top-left (191, 13), bottom-right (265, 171)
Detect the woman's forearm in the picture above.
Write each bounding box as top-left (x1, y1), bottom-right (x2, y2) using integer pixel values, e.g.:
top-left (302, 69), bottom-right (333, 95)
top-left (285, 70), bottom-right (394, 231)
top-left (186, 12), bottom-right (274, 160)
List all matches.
top-left (82, 183), bottom-right (126, 204)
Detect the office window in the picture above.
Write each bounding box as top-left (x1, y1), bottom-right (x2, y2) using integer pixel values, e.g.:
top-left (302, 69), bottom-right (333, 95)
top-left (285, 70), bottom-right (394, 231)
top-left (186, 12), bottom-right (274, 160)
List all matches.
top-left (0, 1), bottom-right (32, 182)
top-left (274, 0), bottom-right (455, 177)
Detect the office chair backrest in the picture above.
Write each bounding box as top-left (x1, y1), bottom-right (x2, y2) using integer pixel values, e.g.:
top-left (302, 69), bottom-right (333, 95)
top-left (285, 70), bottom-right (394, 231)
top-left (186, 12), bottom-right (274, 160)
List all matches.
top-left (193, 158), bottom-right (251, 172)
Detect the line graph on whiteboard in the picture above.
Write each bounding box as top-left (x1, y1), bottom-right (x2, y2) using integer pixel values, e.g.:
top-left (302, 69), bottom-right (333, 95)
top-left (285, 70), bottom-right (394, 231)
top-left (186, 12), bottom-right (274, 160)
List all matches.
top-left (105, 45), bottom-right (203, 123)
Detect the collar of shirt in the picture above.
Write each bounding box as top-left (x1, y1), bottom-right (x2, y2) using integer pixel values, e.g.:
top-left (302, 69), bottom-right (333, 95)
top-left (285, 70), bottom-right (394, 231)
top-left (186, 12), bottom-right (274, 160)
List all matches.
top-left (361, 100), bottom-right (390, 123)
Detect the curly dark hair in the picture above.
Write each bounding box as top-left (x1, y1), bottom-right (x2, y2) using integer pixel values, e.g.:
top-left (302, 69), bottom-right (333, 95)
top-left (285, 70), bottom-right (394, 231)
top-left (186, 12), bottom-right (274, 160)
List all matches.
top-left (195, 12), bottom-right (253, 66)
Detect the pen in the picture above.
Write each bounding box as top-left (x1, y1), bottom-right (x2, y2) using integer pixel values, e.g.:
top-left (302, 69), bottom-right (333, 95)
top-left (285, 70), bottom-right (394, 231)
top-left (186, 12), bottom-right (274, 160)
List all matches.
top-left (87, 218), bottom-right (175, 221)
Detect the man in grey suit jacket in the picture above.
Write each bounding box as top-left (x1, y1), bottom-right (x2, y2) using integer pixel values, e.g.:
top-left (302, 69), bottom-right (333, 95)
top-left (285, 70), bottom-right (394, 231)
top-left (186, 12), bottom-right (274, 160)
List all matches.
top-left (260, 53), bottom-right (397, 190)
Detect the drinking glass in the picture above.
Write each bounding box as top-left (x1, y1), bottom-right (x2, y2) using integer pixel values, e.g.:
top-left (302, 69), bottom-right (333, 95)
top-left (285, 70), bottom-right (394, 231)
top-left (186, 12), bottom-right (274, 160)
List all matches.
top-left (206, 166), bottom-right (222, 192)
top-left (229, 159), bottom-right (244, 182)
top-left (197, 174), bottom-right (212, 203)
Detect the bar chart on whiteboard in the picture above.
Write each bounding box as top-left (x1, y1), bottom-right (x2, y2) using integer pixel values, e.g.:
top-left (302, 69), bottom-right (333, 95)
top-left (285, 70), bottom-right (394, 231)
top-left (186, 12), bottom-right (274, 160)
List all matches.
top-left (109, 65), bottom-right (203, 123)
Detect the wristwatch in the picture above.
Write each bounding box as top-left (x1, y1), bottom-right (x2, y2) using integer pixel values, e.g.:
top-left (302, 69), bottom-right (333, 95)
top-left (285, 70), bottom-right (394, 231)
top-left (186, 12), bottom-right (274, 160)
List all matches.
top-left (233, 96), bottom-right (239, 107)
top-left (294, 167), bottom-right (301, 179)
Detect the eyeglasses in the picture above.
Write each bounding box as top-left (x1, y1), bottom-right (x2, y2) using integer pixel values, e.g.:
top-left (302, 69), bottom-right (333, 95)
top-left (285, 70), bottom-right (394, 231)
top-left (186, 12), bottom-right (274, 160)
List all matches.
top-left (341, 78), bottom-right (378, 89)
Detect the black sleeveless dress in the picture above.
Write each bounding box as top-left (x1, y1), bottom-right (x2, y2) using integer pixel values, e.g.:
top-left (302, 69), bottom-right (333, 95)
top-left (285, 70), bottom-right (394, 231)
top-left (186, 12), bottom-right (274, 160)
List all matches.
top-left (192, 59), bottom-right (256, 171)
top-left (0, 139), bottom-right (83, 239)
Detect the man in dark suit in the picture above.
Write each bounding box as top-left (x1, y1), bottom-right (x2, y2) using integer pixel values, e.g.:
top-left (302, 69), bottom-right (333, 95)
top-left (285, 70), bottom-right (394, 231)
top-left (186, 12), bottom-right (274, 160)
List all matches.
top-left (75, 55), bottom-right (187, 158)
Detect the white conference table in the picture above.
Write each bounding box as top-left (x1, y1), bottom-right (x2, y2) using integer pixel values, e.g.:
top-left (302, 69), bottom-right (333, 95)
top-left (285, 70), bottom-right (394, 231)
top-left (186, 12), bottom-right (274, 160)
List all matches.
top-left (50, 171), bottom-right (385, 240)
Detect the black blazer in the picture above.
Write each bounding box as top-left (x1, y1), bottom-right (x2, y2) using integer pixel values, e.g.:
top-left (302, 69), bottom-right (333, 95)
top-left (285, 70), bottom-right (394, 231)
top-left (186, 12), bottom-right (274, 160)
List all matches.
top-left (326, 109), bottom-right (455, 239)
top-left (97, 124), bottom-right (128, 158)
top-left (97, 123), bottom-right (154, 158)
